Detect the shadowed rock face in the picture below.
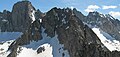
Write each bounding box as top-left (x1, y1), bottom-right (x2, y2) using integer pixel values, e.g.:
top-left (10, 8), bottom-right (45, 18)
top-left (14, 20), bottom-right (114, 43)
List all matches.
top-left (0, 10), bottom-right (12, 32)
top-left (0, 1), bottom-right (120, 57)
top-left (0, 1), bottom-right (42, 32)
top-left (74, 9), bottom-right (120, 41)
top-left (42, 8), bottom-right (120, 57)
top-left (11, 1), bottom-right (35, 32)
top-left (87, 12), bottom-right (120, 40)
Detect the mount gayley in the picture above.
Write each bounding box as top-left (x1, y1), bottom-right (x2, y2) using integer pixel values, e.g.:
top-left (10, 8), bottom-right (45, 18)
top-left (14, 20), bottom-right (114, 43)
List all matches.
top-left (0, 1), bottom-right (120, 57)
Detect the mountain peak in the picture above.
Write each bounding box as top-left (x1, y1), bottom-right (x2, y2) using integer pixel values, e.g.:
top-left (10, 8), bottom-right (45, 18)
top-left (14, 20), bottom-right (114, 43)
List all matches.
top-left (88, 11), bottom-right (102, 17)
top-left (11, 1), bottom-right (36, 32)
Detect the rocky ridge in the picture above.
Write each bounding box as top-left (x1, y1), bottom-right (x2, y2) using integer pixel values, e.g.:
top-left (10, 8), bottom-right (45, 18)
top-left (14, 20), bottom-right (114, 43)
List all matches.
top-left (0, 1), bottom-right (43, 32)
top-left (74, 9), bottom-right (120, 41)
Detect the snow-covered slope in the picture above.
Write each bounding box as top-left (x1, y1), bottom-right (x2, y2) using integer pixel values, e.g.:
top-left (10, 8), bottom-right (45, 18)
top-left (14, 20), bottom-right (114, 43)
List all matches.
top-left (92, 28), bottom-right (120, 51)
top-left (0, 32), bottom-right (22, 57)
top-left (74, 10), bottom-right (120, 51)
top-left (0, 28), bottom-right (70, 57)
top-left (16, 27), bottom-right (70, 57)
top-left (0, 40), bottom-right (14, 57)
top-left (17, 43), bottom-right (53, 57)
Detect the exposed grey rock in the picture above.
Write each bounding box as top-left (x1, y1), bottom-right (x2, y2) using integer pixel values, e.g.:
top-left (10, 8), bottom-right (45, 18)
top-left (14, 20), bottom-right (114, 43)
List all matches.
top-left (0, 10), bottom-right (12, 32)
top-left (35, 9), bottom-right (43, 20)
top-left (7, 6), bottom-right (120, 57)
top-left (74, 9), bottom-right (120, 41)
top-left (37, 46), bottom-right (45, 54)
top-left (41, 8), bottom-right (120, 57)
top-left (8, 20), bottom-right (42, 57)
top-left (11, 1), bottom-right (36, 32)
top-left (0, 1), bottom-right (39, 32)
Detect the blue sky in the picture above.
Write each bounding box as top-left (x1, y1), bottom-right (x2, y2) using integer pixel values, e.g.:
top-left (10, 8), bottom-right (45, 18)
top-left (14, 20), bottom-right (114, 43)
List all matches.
top-left (0, 0), bottom-right (120, 19)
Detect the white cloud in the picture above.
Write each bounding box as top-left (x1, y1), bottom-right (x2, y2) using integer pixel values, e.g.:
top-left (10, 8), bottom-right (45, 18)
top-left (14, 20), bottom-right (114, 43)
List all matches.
top-left (109, 11), bottom-right (120, 19)
top-left (102, 5), bottom-right (117, 9)
top-left (85, 5), bottom-right (100, 13)
top-left (70, 6), bottom-right (74, 10)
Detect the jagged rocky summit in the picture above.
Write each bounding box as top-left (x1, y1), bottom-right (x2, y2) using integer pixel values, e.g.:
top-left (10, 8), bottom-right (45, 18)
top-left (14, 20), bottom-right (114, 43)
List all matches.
top-left (0, 1), bottom-right (120, 57)
top-left (74, 9), bottom-right (120, 41)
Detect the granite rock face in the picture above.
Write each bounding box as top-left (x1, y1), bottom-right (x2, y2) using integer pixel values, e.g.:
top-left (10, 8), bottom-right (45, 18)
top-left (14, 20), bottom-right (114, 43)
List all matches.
top-left (74, 9), bottom-right (120, 41)
top-left (86, 12), bottom-right (120, 41)
top-left (8, 20), bottom-right (42, 57)
top-left (7, 7), bottom-right (120, 57)
top-left (0, 1), bottom-right (43, 32)
top-left (42, 8), bottom-right (120, 57)
top-left (11, 1), bottom-right (36, 32)
top-left (0, 10), bottom-right (12, 32)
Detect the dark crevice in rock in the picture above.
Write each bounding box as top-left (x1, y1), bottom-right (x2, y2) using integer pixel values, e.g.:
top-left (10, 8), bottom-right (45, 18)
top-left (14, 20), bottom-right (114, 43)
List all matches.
top-left (37, 46), bottom-right (45, 54)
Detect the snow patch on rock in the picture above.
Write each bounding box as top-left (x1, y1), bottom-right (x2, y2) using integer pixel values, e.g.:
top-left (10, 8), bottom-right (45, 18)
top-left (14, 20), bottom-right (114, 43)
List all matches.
top-left (0, 40), bottom-right (14, 57)
top-left (17, 43), bottom-right (53, 57)
top-left (92, 28), bottom-right (120, 51)
top-left (17, 27), bottom-right (70, 57)
top-left (31, 10), bottom-right (36, 23)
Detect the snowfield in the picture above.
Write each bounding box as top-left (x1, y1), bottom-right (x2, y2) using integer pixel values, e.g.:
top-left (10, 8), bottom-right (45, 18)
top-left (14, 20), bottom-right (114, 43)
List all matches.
top-left (0, 27), bottom-right (70, 57)
top-left (17, 43), bottom-right (53, 57)
top-left (0, 40), bottom-right (14, 57)
top-left (92, 28), bottom-right (120, 51)
top-left (17, 27), bottom-right (70, 57)
top-left (0, 32), bottom-right (22, 57)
